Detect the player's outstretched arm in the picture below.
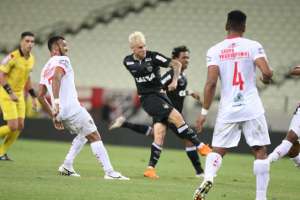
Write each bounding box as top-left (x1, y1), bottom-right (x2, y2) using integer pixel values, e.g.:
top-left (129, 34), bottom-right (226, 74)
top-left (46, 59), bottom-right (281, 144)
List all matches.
top-left (255, 57), bottom-right (273, 84)
top-left (168, 59), bottom-right (182, 91)
top-left (195, 65), bottom-right (219, 133)
top-left (289, 66), bottom-right (300, 76)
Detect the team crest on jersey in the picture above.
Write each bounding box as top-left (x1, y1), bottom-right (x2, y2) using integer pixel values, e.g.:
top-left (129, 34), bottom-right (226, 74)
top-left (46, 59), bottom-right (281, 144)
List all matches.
top-left (146, 65), bottom-right (153, 72)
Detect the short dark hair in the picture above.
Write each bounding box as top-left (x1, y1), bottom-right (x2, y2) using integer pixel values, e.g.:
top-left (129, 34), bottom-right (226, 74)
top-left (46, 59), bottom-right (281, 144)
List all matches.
top-left (172, 45), bottom-right (190, 59)
top-left (21, 31), bottom-right (34, 39)
top-left (226, 10), bottom-right (247, 32)
top-left (48, 36), bottom-right (65, 51)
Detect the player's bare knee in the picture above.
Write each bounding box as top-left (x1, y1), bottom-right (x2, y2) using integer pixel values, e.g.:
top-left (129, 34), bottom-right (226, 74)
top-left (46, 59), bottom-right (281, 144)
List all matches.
top-left (86, 132), bottom-right (101, 143)
top-left (286, 130), bottom-right (299, 143)
top-left (252, 146), bottom-right (267, 159)
top-left (213, 147), bottom-right (227, 157)
top-left (168, 109), bottom-right (184, 126)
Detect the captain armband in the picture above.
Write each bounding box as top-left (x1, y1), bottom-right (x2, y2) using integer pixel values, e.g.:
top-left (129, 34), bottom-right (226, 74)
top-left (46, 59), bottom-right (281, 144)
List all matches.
top-left (28, 88), bottom-right (37, 98)
top-left (3, 83), bottom-right (13, 95)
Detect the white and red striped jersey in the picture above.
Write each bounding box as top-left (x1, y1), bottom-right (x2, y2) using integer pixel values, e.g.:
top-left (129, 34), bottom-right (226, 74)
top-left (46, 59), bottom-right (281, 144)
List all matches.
top-left (40, 56), bottom-right (81, 120)
top-left (207, 36), bottom-right (267, 123)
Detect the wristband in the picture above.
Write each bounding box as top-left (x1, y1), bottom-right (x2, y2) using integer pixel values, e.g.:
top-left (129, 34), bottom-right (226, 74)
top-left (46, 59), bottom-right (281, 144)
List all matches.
top-left (201, 108), bottom-right (208, 116)
top-left (28, 88), bottom-right (37, 98)
top-left (53, 98), bottom-right (60, 104)
top-left (3, 83), bottom-right (13, 94)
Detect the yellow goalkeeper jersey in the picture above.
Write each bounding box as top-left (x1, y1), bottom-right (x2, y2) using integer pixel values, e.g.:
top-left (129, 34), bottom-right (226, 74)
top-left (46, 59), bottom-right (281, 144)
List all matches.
top-left (0, 49), bottom-right (34, 95)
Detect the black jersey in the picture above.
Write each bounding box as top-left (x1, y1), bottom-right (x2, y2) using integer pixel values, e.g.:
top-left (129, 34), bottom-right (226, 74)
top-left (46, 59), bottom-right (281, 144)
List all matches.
top-left (161, 69), bottom-right (188, 113)
top-left (123, 51), bottom-right (171, 95)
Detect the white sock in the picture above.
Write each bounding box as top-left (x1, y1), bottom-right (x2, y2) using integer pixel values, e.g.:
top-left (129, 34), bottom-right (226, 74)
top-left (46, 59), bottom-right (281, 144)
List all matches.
top-left (268, 140), bottom-right (293, 163)
top-left (90, 140), bottom-right (114, 173)
top-left (64, 135), bottom-right (87, 170)
top-left (253, 159), bottom-right (270, 200)
top-left (291, 153), bottom-right (300, 167)
top-left (204, 152), bottom-right (222, 182)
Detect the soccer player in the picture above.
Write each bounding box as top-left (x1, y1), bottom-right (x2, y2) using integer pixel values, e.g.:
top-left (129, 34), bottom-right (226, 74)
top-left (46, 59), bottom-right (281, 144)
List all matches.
top-left (268, 66), bottom-right (300, 167)
top-left (123, 32), bottom-right (208, 179)
top-left (37, 36), bottom-right (129, 180)
top-left (193, 10), bottom-right (273, 200)
top-left (0, 32), bottom-right (37, 160)
top-left (111, 45), bottom-right (211, 177)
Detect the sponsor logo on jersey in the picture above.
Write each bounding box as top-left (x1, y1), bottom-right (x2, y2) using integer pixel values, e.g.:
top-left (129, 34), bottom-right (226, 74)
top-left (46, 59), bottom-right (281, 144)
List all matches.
top-left (155, 55), bottom-right (167, 63)
top-left (135, 72), bottom-right (155, 83)
top-left (233, 92), bottom-right (245, 107)
top-left (145, 58), bottom-right (152, 62)
top-left (227, 43), bottom-right (237, 48)
top-left (126, 61), bottom-right (134, 65)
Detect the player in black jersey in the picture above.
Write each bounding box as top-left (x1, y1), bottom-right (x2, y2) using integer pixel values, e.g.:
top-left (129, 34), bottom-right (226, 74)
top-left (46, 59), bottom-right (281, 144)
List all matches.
top-left (122, 32), bottom-right (211, 178)
top-left (112, 46), bottom-right (211, 177)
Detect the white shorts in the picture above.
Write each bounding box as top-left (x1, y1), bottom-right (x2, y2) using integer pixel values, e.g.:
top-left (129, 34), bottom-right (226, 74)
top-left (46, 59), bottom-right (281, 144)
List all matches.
top-left (212, 114), bottom-right (270, 148)
top-left (62, 107), bottom-right (97, 136)
top-left (288, 106), bottom-right (300, 138)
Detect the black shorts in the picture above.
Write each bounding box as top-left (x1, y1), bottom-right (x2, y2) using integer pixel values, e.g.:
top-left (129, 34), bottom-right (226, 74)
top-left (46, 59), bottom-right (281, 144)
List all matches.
top-left (140, 93), bottom-right (174, 124)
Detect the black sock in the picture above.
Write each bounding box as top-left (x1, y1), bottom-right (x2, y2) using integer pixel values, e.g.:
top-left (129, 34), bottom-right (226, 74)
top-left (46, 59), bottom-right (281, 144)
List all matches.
top-left (148, 143), bottom-right (162, 167)
top-left (186, 148), bottom-right (203, 174)
top-left (177, 124), bottom-right (201, 146)
top-left (122, 122), bottom-right (152, 136)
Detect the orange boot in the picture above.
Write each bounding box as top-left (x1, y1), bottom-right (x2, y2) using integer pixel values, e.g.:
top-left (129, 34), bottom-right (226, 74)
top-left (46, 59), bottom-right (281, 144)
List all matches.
top-left (198, 144), bottom-right (212, 156)
top-left (143, 166), bottom-right (159, 179)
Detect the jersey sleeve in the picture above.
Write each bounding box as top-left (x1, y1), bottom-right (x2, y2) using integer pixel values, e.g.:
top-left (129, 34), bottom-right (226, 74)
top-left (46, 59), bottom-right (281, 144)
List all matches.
top-left (251, 41), bottom-right (267, 61)
top-left (53, 57), bottom-right (69, 74)
top-left (123, 57), bottom-right (129, 69)
top-left (161, 70), bottom-right (173, 87)
top-left (0, 54), bottom-right (15, 73)
top-left (206, 47), bottom-right (219, 67)
top-left (152, 51), bottom-right (171, 68)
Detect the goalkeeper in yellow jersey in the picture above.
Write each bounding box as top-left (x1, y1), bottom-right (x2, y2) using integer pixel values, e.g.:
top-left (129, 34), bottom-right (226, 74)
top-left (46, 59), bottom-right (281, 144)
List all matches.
top-left (0, 32), bottom-right (37, 160)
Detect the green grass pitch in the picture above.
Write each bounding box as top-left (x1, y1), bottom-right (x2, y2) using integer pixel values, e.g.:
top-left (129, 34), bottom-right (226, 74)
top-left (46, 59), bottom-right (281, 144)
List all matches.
top-left (0, 139), bottom-right (299, 200)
